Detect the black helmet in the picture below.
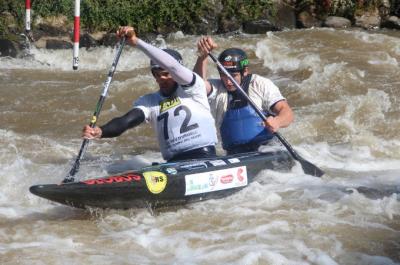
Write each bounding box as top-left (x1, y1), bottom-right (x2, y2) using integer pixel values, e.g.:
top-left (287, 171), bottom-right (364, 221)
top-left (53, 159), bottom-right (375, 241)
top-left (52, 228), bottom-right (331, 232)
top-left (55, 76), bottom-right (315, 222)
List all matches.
top-left (218, 48), bottom-right (249, 73)
top-left (150, 48), bottom-right (183, 69)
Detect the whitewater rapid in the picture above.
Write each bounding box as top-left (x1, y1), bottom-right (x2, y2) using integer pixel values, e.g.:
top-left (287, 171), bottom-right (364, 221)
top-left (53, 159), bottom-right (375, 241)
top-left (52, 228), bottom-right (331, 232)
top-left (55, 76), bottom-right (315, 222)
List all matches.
top-left (0, 28), bottom-right (399, 264)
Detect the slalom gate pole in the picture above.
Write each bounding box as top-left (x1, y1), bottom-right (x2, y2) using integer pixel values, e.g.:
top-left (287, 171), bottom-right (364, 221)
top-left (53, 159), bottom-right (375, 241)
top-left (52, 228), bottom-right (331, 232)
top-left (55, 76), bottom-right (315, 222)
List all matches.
top-left (24, 0), bottom-right (35, 42)
top-left (25, 0), bottom-right (31, 33)
top-left (73, 0), bottom-right (81, 70)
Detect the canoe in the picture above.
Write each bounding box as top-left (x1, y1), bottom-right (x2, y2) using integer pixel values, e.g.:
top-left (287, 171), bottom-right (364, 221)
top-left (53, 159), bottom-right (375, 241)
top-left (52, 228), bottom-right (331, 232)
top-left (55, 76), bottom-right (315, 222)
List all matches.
top-left (29, 149), bottom-right (294, 209)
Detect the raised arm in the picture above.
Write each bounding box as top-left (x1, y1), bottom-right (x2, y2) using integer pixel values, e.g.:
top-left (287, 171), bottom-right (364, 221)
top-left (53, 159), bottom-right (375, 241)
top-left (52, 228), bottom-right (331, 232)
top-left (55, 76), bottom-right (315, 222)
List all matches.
top-left (117, 26), bottom-right (193, 86)
top-left (193, 36), bottom-right (217, 95)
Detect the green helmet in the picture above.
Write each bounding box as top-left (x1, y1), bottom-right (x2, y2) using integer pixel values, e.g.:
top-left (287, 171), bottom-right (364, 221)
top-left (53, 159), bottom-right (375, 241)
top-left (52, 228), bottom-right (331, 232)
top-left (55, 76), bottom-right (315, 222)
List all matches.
top-left (218, 48), bottom-right (249, 73)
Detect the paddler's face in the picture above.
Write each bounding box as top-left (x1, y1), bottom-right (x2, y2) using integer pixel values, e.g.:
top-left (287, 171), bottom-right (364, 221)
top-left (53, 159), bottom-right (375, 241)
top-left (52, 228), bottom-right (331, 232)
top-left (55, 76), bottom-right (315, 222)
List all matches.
top-left (219, 71), bottom-right (243, 92)
top-left (152, 69), bottom-right (177, 94)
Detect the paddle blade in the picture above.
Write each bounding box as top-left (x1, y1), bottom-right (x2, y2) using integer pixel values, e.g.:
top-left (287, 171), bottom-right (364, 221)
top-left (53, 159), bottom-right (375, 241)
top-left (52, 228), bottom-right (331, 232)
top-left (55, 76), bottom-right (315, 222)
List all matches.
top-left (62, 160), bottom-right (80, 183)
top-left (62, 175), bottom-right (75, 184)
top-left (298, 158), bottom-right (324, 177)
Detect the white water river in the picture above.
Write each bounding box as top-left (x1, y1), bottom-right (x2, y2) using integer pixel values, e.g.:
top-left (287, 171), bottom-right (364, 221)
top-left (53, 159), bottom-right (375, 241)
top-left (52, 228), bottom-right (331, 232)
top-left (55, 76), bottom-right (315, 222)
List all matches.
top-left (0, 28), bottom-right (399, 264)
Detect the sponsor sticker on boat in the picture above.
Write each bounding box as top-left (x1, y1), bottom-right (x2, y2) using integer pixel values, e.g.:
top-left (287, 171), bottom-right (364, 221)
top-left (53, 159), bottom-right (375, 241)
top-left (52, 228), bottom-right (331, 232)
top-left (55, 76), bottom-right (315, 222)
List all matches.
top-left (143, 171), bottom-right (167, 194)
top-left (209, 160), bottom-right (226, 166)
top-left (179, 162), bottom-right (208, 170)
top-left (164, 167), bottom-right (178, 175)
top-left (82, 174), bottom-right (141, 185)
top-left (185, 166), bottom-right (247, 195)
top-left (228, 158), bottom-right (240, 164)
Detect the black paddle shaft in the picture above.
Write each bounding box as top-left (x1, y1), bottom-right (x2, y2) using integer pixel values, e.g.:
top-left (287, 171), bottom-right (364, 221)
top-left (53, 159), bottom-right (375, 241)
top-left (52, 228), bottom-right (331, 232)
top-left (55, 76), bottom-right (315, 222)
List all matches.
top-left (208, 53), bottom-right (324, 177)
top-left (62, 38), bottom-right (126, 183)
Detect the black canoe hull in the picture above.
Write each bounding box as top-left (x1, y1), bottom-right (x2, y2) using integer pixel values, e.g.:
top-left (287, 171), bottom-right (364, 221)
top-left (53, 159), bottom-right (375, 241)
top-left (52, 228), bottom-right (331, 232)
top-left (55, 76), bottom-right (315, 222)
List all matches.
top-left (30, 150), bottom-right (294, 209)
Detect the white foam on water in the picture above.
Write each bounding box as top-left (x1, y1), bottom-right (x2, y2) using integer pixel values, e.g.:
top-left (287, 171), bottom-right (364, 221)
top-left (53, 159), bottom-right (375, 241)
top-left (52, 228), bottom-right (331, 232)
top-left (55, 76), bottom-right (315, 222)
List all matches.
top-left (167, 31), bottom-right (186, 40)
top-left (255, 32), bottom-right (322, 72)
top-left (340, 253), bottom-right (399, 265)
top-left (351, 30), bottom-right (400, 55)
top-left (335, 89), bottom-right (386, 135)
top-left (0, 129), bottom-right (114, 215)
top-left (0, 46), bottom-right (148, 72)
top-left (367, 51), bottom-right (399, 66)
top-left (295, 62), bottom-right (353, 101)
top-left (299, 141), bottom-right (400, 172)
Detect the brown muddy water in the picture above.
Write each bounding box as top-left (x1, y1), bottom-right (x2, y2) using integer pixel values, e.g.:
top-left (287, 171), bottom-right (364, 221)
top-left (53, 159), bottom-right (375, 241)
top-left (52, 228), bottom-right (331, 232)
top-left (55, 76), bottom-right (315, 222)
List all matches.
top-left (0, 28), bottom-right (399, 264)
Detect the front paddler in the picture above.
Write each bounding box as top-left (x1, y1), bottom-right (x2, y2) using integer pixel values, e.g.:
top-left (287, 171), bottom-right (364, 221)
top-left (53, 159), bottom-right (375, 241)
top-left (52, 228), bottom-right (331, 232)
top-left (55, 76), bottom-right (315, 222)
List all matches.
top-left (83, 26), bottom-right (218, 162)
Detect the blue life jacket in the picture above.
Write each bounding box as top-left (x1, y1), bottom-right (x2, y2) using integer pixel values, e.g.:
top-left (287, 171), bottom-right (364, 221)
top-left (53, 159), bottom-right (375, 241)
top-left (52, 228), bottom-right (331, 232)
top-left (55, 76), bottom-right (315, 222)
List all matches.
top-left (220, 74), bottom-right (274, 151)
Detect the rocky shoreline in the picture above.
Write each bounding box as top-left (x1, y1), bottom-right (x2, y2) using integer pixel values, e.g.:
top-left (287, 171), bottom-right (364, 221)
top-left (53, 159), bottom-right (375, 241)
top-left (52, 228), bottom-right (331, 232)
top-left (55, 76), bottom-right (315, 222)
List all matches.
top-left (1, 1), bottom-right (400, 58)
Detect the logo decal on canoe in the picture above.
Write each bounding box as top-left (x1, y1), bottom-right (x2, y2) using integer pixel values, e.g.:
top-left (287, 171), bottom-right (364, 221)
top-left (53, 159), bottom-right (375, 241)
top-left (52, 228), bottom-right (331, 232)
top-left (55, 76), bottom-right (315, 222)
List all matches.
top-left (143, 171), bottom-right (167, 194)
top-left (82, 174), bottom-right (141, 185)
top-left (237, 167), bottom-right (245, 182)
top-left (179, 162), bottom-right (208, 170)
top-left (228, 158), bottom-right (240, 164)
top-left (159, 97), bottom-right (181, 113)
top-left (185, 166), bottom-right (247, 195)
top-left (209, 160), bottom-right (226, 166)
top-left (165, 167), bottom-right (178, 175)
top-left (220, 174), bottom-right (233, 184)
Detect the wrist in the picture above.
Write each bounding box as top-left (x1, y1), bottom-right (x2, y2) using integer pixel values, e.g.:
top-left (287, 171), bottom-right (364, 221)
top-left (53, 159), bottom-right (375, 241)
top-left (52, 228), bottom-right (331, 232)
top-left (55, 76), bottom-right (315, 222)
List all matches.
top-left (130, 37), bottom-right (138, 46)
top-left (96, 127), bottom-right (103, 138)
top-left (197, 53), bottom-right (208, 60)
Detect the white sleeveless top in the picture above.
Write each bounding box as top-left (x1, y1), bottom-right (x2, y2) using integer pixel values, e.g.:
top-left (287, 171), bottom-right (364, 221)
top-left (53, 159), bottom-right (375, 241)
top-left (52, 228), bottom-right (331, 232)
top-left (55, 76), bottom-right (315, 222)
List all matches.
top-left (133, 73), bottom-right (218, 160)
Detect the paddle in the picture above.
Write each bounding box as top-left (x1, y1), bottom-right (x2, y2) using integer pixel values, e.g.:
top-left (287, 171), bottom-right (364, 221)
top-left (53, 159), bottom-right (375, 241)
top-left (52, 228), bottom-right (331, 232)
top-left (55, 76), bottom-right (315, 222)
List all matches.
top-left (208, 53), bottom-right (324, 177)
top-left (62, 37), bottom-right (126, 183)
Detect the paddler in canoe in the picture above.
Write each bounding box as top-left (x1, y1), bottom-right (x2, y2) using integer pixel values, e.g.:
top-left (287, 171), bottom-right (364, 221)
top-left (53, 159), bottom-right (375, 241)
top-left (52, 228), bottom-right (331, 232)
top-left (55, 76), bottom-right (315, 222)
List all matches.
top-left (80, 28), bottom-right (323, 178)
top-left (82, 26), bottom-right (218, 162)
top-left (194, 36), bottom-right (294, 155)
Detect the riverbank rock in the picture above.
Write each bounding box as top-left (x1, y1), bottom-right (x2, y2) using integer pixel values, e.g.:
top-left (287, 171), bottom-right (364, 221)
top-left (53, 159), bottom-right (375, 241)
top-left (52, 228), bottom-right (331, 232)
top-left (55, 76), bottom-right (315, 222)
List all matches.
top-left (381, 16), bottom-right (400, 30)
top-left (272, 3), bottom-right (296, 30)
top-left (355, 9), bottom-right (381, 30)
top-left (297, 11), bottom-right (322, 28)
top-left (100, 33), bottom-right (118, 47)
top-left (323, 16), bottom-right (352, 28)
top-left (79, 33), bottom-right (98, 48)
top-left (243, 19), bottom-right (279, 34)
top-left (45, 38), bottom-right (73, 49)
top-left (0, 38), bottom-right (21, 57)
top-left (239, 2), bottom-right (296, 33)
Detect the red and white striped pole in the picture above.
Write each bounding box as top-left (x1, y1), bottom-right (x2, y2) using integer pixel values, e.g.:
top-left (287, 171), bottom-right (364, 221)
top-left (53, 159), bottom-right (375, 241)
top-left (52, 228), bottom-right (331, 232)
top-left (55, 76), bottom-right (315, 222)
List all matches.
top-left (25, 0), bottom-right (31, 33)
top-left (72, 0), bottom-right (81, 70)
